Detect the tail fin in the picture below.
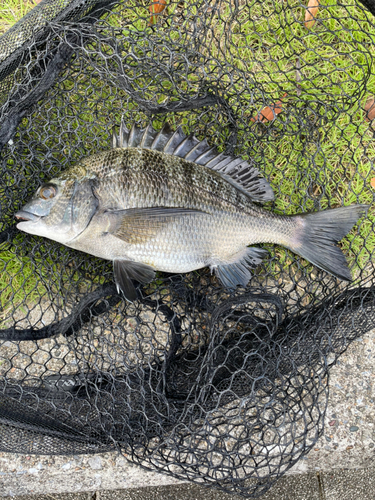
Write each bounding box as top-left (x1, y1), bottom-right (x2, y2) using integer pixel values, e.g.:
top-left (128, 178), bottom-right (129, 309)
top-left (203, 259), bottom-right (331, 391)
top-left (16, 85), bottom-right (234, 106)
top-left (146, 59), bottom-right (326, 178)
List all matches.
top-left (291, 205), bottom-right (369, 281)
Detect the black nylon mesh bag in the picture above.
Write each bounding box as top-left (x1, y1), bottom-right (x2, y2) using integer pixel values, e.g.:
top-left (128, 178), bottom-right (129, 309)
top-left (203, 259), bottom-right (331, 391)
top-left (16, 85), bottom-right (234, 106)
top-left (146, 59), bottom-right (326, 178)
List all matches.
top-left (0, 0), bottom-right (374, 497)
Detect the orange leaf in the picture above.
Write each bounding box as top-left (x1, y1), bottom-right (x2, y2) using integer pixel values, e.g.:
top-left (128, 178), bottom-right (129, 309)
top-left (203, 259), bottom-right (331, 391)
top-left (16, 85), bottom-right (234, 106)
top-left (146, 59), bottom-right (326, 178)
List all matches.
top-left (364, 97), bottom-right (375, 122)
top-left (371, 178), bottom-right (375, 189)
top-left (149, 0), bottom-right (167, 25)
top-left (304, 0), bottom-right (320, 29)
top-left (250, 93), bottom-right (287, 123)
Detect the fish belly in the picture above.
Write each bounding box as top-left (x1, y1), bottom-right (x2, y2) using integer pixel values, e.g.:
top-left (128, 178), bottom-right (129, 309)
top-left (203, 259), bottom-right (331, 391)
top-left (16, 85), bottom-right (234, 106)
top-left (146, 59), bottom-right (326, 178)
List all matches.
top-left (117, 212), bottom-right (252, 272)
top-left (71, 211), bottom-right (254, 273)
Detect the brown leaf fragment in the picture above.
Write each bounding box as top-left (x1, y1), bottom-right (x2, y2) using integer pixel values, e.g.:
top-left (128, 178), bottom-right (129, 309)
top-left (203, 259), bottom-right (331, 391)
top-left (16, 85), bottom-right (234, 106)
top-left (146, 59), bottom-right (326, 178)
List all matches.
top-left (364, 97), bottom-right (375, 123)
top-left (148, 0), bottom-right (167, 25)
top-left (304, 0), bottom-right (320, 29)
top-left (251, 93), bottom-right (288, 123)
top-left (370, 178), bottom-right (375, 189)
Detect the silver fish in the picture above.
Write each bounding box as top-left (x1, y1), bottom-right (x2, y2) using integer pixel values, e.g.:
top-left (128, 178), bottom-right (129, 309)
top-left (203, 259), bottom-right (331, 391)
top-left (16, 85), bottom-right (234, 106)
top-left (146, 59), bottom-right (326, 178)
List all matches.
top-left (15, 122), bottom-right (369, 301)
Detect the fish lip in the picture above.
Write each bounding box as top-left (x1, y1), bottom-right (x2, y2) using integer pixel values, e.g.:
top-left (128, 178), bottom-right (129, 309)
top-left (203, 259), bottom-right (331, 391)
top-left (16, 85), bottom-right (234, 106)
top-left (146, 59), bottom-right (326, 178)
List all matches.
top-left (14, 210), bottom-right (41, 223)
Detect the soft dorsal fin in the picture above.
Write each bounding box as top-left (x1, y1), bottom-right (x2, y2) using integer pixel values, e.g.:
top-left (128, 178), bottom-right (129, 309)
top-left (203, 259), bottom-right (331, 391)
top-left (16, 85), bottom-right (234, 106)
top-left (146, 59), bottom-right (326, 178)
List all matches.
top-left (112, 120), bottom-right (274, 203)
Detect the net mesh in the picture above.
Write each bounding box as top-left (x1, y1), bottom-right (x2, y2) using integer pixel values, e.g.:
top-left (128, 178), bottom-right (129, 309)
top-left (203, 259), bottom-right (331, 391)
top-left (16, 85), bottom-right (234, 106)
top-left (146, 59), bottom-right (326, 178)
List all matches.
top-left (0, 0), bottom-right (374, 497)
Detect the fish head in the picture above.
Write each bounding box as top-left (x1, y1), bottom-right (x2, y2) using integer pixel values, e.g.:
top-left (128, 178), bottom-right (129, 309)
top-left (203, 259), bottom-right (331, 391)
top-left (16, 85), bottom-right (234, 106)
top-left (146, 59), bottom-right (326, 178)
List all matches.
top-left (15, 166), bottom-right (98, 245)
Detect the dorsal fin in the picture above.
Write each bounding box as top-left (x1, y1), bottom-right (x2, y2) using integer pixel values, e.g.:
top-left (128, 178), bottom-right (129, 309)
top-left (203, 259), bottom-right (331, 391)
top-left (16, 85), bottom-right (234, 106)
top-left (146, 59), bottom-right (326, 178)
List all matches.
top-left (111, 120), bottom-right (274, 203)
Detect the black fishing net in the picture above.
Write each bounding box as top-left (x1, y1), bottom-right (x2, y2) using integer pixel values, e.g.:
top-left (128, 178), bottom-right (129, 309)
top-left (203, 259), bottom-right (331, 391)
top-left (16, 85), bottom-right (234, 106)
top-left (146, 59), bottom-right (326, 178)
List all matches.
top-left (0, 0), bottom-right (374, 497)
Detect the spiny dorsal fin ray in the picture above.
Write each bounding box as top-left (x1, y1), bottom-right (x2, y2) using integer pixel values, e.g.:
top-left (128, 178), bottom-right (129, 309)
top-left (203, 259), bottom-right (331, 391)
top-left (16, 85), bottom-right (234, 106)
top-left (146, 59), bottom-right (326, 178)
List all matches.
top-left (112, 128), bottom-right (119, 149)
top-left (128, 123), bottom-right (144, 148)
top-left (164, 126), bottom-right (185, 154)
top-left (112, 121), bottom-right (130, 148)
top-left (140, 124), bottom-right (158, 148)
top-left (173, 135), bottom-right (200, 156)
top-left (184, 138), bottom-right (211, 162)
top-left (120, 121), bottom-right (130, 147)
top-left (151, 123), bottom-right (172, 151)
top-left (112, 120), bottom-right (274, 203)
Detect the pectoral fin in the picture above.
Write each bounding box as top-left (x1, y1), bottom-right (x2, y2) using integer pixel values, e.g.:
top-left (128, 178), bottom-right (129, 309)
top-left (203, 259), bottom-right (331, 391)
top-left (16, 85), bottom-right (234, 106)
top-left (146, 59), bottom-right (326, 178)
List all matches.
top-left (114, 260), bottom-right (156, 301)
top-left (107, 207), bottom-right (207, 245)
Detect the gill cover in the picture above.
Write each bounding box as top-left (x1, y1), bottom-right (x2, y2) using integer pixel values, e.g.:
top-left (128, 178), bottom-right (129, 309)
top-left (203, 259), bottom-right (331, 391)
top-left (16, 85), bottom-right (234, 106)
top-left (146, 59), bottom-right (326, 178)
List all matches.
top-left (67, 180), bottom-right (99, 241)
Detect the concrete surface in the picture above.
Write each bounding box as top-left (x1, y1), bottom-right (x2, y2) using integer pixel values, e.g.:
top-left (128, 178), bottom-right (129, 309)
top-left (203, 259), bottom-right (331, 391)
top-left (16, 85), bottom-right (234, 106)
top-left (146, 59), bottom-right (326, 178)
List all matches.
top-left (322, 467), bottom-right (375, 500)
top-left (1, 329), bottom-right (375, 498)
top-left (3, 468), bottom-right (375, 499)
top-left (95, 474), bottom-right (323, 500)
top-left (289, 330), bottom-right (375, 474)
top-left (0, 454), bottom-right (182, 496)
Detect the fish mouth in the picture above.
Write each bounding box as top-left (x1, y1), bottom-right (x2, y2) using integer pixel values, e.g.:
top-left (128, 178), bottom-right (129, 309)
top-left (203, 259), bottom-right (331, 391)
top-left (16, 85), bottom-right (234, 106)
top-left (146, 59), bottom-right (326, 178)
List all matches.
top-left (15, 210), bottom-right (41, 222)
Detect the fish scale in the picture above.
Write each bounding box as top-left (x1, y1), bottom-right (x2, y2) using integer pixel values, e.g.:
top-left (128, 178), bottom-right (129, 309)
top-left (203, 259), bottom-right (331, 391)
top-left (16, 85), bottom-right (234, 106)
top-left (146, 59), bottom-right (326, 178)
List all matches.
top-left (15, 121), bottom-right (369, 301)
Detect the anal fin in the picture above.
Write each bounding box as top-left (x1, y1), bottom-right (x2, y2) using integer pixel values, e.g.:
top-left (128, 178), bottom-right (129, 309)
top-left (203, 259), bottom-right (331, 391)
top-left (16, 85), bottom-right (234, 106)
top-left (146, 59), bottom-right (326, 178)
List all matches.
top-left (212, 247), bottom-right (268, 289)
top-left (114, 260), bottom-right (156, 302)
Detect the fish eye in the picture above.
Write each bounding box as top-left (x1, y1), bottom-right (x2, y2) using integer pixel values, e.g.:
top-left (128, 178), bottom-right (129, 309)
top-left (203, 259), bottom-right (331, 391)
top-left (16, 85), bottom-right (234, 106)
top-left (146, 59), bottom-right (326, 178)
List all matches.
top-left (39, 184), bottom-right (57, 200)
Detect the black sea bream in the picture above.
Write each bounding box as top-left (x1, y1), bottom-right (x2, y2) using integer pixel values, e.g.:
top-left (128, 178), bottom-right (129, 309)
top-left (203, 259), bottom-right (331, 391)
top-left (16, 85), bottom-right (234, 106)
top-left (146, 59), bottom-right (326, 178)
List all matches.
top-left (15, 122), bottom-right (369, 301)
